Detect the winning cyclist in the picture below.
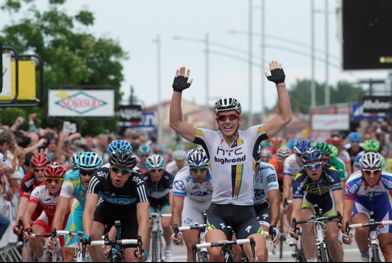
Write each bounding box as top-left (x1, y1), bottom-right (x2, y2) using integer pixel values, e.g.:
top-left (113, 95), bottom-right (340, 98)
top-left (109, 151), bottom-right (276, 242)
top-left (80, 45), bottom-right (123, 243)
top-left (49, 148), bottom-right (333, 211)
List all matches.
top-left (143, 154), bottom-right (174, 261)
top-left (23, 162), bottom-right (66, 260)
top-left (83, 148), bottom-right (149, 262)
top-left (169, 60), bottom-right (292, 261)
top-left (50, 151), bottom-right (102, 261)
top-left (291, 149), bottom-right (344, 262)
top-left (343, 152), bottom-right (392, 262)
top-left (171, 148), bottom-right (213, 262)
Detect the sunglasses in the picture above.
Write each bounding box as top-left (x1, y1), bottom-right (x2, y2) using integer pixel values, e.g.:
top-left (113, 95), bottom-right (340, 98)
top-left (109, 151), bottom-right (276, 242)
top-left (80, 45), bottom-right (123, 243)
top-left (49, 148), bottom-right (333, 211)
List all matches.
top-left (304, 162), bottom-right (322, 170)
top-left (80, 170), bottom-right (94, 177)
top-left (216, 114), bottom-right (239, 122)
top-left (190, 167), bottom-right (208, 173)
top-left (111, 167), bottom-right (132, 175)
top-left (149, 168), bottom-right (163, 174)
top-left (362, 169), bottom-right (381, 176)
top-left (45, 178), bottom-right (63, 184)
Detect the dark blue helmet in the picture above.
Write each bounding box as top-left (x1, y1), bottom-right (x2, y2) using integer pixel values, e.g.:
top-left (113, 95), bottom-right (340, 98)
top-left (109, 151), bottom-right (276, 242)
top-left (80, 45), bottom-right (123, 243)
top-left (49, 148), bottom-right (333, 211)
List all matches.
top-left (107, 140), bottom-right (133, 155)
top-left (300, 149), bottom-right (323, 164)
top-left (292, 139), bottom-right (312, 155)
top-left (109, 148), bottom-right (137, 169)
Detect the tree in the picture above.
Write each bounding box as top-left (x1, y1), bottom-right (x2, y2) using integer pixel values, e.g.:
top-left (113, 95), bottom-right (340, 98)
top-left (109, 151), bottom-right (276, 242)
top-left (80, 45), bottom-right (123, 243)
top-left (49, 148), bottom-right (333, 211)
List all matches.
top-left (288, 79), bottom-right (365, 114)
top-left (0, 0), bottom-right (127, 135)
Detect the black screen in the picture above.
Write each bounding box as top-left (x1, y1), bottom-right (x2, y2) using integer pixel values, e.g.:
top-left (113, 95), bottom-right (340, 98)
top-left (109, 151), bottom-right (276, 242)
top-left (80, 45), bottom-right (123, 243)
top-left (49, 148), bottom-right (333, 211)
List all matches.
top-left (343, 0), bottom-right (392, 70)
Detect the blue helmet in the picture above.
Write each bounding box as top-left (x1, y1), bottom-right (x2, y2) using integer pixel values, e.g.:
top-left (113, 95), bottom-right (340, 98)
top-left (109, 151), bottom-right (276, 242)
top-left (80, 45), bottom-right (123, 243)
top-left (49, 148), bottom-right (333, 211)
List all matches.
top-left (347, 132), bottom-right (361, 142)
top-left (77, 152), bottom-right (103, 170)
top-left (287, 139), bottom-right (297, 151)
top-left (300, 149), bottom-right (323, 164)
top-left (293, 139), bottom-right (312, 155)
top-left (70, 152), bottom-right (83, 167)
top-left (107, 140), bottom-right (133, 155)
top-left (187, 148), bottom-right (209, 167)
top-left (137, 145), bottom-right (151, 156)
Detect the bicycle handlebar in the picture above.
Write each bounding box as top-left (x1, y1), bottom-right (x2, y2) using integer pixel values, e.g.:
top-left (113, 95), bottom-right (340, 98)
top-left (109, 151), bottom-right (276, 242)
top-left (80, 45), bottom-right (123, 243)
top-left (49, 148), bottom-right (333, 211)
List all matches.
top-left (348, 220), bottom-right (392, 229)
top-left (292, 213), bottom-right (342, 232)
top-left (194, 238), bottom-right (254, 249)
top-left (90, 239), bottom-right (139, 246)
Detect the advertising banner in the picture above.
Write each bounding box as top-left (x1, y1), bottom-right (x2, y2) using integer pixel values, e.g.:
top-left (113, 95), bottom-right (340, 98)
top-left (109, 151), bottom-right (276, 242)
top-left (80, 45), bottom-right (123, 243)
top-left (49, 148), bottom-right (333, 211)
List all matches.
top-left (362, 96), bottom-right (392, 113)
top-left (0, 53), bottom-right (11, 97)
top-left (312, 114), bottom-right (349, 131)
top-left (48, 89), bottom-right (114, 117)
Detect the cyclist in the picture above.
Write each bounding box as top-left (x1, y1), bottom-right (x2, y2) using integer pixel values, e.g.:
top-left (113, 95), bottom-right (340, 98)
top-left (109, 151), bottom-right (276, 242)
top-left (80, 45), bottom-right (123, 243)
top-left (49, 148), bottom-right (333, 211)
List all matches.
top-left (143, 153), bottom-right (174, 261)
top-left (23, 162), bottom-right (66, 260)
top-left (253, 146), bottom-right (281, 258)
top-left (50, 151), bottom-right (102, 261)
top-left (171, 148), bottom-right (212, 262)
top-left (258, 148), bottom-right (273, 163)
top-left (353, 139), bottom-right (381, 172)
top-left (291, 149), bottom-right (344, 262)
top-left (342, 152), bottom-right (392, 262)
top-left (269, 146), bottom-right (291, 191)
top-left (83, 148), bottom-right (149, 262)
top-left (327, 136), bottom-right (352, 176)
top-left (136, 144), bottom-right (151, 173)
top-left (169, 60), bottom-right (292, 261)
top-left (313, 142), bottom-right (347, 187)
top-left (166, 149), bottom-right (187, 175)
top-left (344, 132), bottom-right (363, 170)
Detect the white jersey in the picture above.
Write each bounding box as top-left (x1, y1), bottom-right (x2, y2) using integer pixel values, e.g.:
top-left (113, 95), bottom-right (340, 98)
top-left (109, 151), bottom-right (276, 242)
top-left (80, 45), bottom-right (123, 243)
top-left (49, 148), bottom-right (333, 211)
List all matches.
top-left (29, 185), bottom-right (59, 219)
top-left (254, 162), bottom-right (279, 205)
top-left (166, 160), bottom-right (187, 176)
top-left (172, 166), bottom-right (213, 202)
top-left (193, 125), bottom-right (268, 206)
top-left (283, 154), bottom-right (302, 177)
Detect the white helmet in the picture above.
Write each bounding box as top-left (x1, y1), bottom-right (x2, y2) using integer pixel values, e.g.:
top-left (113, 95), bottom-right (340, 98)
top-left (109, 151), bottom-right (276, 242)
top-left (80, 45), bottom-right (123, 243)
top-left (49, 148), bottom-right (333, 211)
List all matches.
top-left (172, 150), bottom-right (187, 161)
top-left (213, 97), bottom-right (241, 114)
top-left (359, 152), bottom-right (383, 170)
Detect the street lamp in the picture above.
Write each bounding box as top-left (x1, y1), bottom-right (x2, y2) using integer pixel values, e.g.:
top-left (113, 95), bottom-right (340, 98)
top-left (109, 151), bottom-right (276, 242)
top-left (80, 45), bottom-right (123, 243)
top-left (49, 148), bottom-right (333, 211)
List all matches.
top-left (152, 35), bottom-right (163, 145)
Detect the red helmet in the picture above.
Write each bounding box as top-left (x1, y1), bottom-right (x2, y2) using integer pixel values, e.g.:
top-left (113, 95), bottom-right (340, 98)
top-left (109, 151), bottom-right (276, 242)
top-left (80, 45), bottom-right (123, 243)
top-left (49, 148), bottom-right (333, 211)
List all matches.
top-left (44, 162), bottom-right (66, 178)
top-left (31, 153), bottom-right (49, 168)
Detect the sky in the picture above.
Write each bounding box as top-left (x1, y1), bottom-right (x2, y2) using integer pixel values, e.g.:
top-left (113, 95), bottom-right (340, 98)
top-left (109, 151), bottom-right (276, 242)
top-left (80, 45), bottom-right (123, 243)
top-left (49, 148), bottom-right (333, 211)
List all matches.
top-left (1, 0), bottom-right (390, 113)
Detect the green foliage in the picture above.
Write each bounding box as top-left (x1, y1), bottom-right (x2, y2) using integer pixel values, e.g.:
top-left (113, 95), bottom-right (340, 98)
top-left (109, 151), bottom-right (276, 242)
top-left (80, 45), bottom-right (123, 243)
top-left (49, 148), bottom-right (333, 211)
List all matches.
top-left (288, 79), bottom-right (365, 113)
top-left (0, 0), bottom-right (127, 135)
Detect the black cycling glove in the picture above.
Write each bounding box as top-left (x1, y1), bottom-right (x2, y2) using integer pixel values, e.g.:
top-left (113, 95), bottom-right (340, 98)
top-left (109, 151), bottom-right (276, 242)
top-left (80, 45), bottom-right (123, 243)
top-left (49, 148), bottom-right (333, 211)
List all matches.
top-left (267, 68), bottom-right (285, 85)
top-left (172, 76), bottom-right (192, 92)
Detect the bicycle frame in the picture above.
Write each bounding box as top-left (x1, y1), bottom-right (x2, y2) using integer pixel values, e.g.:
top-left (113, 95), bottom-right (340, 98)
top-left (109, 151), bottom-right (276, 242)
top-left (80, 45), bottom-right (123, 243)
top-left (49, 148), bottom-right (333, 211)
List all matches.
top-left (150, 212), bottom-right (171, 262)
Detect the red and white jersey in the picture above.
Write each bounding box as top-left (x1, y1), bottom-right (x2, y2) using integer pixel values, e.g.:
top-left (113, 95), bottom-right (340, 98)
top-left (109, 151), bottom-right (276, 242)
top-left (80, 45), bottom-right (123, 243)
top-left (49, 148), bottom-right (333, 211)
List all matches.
top-left (29, 185), bottom-right (59, 220)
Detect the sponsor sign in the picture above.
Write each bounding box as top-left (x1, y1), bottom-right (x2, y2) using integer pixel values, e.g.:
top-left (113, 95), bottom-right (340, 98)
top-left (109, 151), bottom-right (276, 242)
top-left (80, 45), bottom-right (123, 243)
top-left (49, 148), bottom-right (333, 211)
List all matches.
top-left (118, 105), bottom-right (143, 122)
top-left (362, 96), bottom-right (392, 113)
top-left (48, 89), bottom-right (114, 117)
top-left (0, 53), bottom-right (11, 97)
top-left (118, 112), bottom-right (155, 130)
top-left (312, 114), bottom-right (349, 131)
top-left (351, 102), bottom-right (385, 122)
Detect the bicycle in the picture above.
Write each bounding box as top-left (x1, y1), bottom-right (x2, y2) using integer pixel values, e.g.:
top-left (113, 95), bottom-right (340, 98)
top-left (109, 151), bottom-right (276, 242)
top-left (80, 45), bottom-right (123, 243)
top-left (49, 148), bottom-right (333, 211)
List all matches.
top-left (192, 238), bottom-right (256, 262)
top-left (150, 212), bottom-right (171, 262)
top-left (80, 220), bottom-right (143, 262)
top-left (346, 211), bottom-right (392, 262)
top-left (292, 206), bottom-right (341, 262)
top-left (173, 210), bottom-right (208, 262)
top-left (29, 228), bottom-right (63, 262)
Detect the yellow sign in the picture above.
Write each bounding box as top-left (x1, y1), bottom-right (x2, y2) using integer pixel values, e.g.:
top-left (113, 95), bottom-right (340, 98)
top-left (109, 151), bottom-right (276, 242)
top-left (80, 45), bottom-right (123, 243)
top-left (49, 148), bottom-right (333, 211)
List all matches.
top-left (0, 60), bottom-right (37, 100)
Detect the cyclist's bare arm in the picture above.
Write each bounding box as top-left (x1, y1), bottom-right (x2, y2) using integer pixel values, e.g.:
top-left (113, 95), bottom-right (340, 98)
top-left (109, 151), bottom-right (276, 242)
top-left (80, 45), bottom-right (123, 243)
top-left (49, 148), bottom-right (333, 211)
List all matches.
top-left (169, 67), bottom-right (196, 142)
top-left (264, 61), bottom-right (292, 137)
top-left (282, 176), bottom-right (293, 204)
top-left (291, 199), bottom-right (303, 222)
top-left (268, 189), bottom-right (281, 226)
top-left (52, 196), bottom-right (71, 230)
top-left (83, 193), bottom-right (98, 236)
top-left (343, 199), bottom-right (354, 228)
top-left (23, 201), bottom-right (37, 228)
top-left (332, 189), bottom-right (344, 215)
top-left (15, 196), bottom-right (29, 223)
top-left (172, 196), bottom-right (184, 228)
top-left (137, 202), bottom-right (150, 252)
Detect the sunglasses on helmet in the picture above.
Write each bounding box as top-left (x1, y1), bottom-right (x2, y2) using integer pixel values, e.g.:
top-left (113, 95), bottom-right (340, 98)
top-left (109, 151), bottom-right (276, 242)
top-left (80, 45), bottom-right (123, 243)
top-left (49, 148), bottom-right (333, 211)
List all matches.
top-left (111, 167), bottom-right (132, 175)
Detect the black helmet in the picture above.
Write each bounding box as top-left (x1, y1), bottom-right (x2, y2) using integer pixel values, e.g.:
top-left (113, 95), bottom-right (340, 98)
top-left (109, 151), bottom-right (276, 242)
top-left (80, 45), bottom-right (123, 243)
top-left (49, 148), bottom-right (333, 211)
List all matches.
top-left (109, 148), bottom-right (137, 169)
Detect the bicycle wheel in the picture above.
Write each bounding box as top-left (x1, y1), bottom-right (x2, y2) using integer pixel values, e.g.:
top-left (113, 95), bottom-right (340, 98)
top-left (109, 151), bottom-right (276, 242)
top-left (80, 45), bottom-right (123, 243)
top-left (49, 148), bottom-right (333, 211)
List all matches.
top-left (371, 244), bottom-right (381, 262)
top-left (318, 243), bottom-right (330, 262)
top-left (151, 232), bottom-right (159, 262)
top-left (198, 251), bottom-right (208, 262)
top-left (279, 234), bottom-right (284, 259)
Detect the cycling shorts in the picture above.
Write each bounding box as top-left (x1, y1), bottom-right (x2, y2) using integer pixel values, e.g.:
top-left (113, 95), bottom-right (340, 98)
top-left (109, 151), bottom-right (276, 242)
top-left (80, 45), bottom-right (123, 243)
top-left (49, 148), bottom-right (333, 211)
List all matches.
top-left (182, 198), bottom-right (211, 226)
top-left (353, 195), bottom-right (392, 234)
top-left (254, 202), bottom-right (271, 227)
top-left (32, 211), bottom-right (51, 234)
top-left (302, 192), bottom-right (337, 217)
top-left (207, 203), bottom-right (263, 239)
top-left (94, 201), bottom-right (138, 242)
top-left (148, 203), bottom-right (171, 215)
top-left (65, 199), bottom-right (83, 248)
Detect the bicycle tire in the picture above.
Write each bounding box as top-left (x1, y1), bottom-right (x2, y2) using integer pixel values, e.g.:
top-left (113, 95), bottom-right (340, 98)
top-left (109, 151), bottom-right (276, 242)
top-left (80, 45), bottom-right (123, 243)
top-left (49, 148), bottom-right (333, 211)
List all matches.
top-left (279, 235), bottom-right (284, 259)
top-left (371, 244), bottom-right (381, 262)
top-left (198, 251), bottom-right (208, 262)
top-left (318, 243), bottom-right (330, 262)
top-left (151, 232), bottom-right (159, 262)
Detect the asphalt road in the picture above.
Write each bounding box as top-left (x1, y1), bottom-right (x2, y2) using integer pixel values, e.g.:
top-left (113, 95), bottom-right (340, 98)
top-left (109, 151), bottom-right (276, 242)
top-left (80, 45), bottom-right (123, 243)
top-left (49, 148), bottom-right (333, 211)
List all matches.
top-left (171, 241), bottom-right (368, 262)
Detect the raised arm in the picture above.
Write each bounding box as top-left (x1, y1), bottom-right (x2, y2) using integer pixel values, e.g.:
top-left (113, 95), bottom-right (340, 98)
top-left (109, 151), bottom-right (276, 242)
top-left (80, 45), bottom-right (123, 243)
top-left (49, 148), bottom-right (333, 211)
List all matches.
top-left (264, 60), bottom-right (292, 137)
top-left (169, 67), bottom-right (197, 142)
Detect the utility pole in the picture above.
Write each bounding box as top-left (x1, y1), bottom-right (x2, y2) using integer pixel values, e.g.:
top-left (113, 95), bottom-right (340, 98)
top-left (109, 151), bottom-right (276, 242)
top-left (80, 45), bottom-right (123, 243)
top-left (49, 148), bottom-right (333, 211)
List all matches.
top-left (325, 0), bottom-right (330, 106)
top-left (205, 33), bottom-right (210, 106)
top-left (248, 0), bottom-right (253, 126)
top-left (310, 0), bottom-right (316, 108)
top-left (260, 0), bottom-right (266, 122)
